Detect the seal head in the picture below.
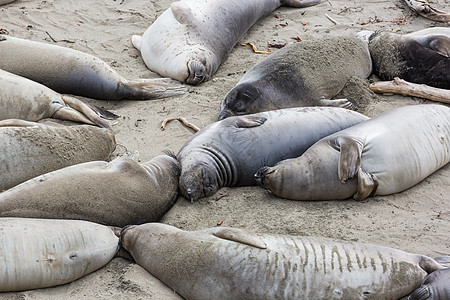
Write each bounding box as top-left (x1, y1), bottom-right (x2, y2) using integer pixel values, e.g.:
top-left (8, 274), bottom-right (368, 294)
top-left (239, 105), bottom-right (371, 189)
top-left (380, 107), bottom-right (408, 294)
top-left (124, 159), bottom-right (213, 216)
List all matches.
top-left (179, 163), bottom-right (219, 202)
top-left (219, 83), bottom-right (262, 120)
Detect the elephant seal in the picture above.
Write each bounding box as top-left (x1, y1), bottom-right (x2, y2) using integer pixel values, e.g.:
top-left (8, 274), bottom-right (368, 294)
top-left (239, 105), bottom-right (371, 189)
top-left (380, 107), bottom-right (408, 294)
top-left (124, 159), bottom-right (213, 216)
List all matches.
top-left (0, 217), bottom-right (119, 292)
top-left (359, 27), bottom-right (450, 89)
top-left (408, 267), bottom-right (450, 300)
top-left (255, 104), bottom-right (450, 200)
top-left (177, 107), bottom-right (369, 202)
top-left (131, 0), bottom-right (320, 85)
top-left (0, 153), bottom-right (180, 227)
top-left (218, 35), bottom-right (372, 120)
top-left (0, 69), bottom-right (111, 128)
top-left (0, 120), bottom-right (116, 192)
top-left (120, 223), bottom-right (447, 300)
top-left (0, 35), bottom-right (184, 100)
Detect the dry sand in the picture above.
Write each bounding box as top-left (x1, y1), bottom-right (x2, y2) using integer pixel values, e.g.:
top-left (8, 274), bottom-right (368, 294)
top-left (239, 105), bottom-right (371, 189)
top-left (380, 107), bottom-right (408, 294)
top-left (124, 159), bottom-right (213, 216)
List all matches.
top-left (1, 0), bottom-right (449, 299)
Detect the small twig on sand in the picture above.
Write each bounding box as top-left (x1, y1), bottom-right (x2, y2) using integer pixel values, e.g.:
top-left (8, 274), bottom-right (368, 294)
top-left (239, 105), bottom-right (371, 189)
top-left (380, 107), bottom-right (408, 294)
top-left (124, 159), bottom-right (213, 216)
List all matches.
top-left (240, 42), bottom-right (274, 54)
top-left (161, 117), bottom-right (200, 132)
top-left (45, 31), bottom-right (75, 43)
top-left (46, 31), bottom-right (57, 42)
top-left (369, 77), bottom-right (450, 104)
top-left (325, 14), bottom-right (340, 25)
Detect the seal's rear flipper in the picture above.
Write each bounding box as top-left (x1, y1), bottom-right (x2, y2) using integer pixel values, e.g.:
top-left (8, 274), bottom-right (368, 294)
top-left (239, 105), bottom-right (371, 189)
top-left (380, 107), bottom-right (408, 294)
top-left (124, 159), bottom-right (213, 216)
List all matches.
top-left (353, 169), bottom-right (378, 200)
top-left (131, 35), bottom-right (143, 51)
top-left (123, 78), bottom-right (185, 99)
top-left (319, 98), bottom-right (356, 110)
top-left (60, 96), bottom-right (112, 129)
top-left (329, 136), bottom-right (363, 183)
top-left (86, 104), bottom-right (119, 120)
top-left (208, 227), bottom-right (267, 249)
top-left (281, 0), bottom-right (321, 8)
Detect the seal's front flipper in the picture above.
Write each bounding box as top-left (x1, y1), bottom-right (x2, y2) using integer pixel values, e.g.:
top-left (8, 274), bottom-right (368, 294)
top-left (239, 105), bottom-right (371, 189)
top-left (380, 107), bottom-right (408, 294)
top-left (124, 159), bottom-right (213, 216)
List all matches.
top-left (329, 136), bottom-right (363, 183)
top-left (0, 119), bottom-right (41, 127)
top-left (319, 98), bottom-right (356, 110)
top-left (353, 169), bottom-right (378, 200)
top-left (281, 0), bottom-right (321, 8)
top-left (233, 115), bottom-right (267, 128)
top-left (425, 36), bottom-right (450, 57)
top-left (208, 227), bottom-right (267, 249)
top-left (131, 35), bottom-right (143, 52)
top-left (171, 1), bottom-right (196, 25)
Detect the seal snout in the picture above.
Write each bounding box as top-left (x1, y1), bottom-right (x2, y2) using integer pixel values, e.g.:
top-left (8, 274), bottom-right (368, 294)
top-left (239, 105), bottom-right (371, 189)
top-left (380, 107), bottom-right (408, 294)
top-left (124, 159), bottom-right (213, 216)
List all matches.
top-left (254, 166), bottom-right (271, 188)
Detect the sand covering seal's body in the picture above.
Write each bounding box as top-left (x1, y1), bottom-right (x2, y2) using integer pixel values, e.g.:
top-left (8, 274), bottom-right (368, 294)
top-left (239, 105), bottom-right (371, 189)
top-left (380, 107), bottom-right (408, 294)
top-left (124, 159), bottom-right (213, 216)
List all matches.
top-left (132, 0), bottom-right (320, 85)
top-left (218, 35), bottom-right (372, 120)
top-left (120, 223), bottom-right (448, 300)
top-left (255, 104), bottom-right (450, 201)
top-left (0, 121), bottom-right (115, 192)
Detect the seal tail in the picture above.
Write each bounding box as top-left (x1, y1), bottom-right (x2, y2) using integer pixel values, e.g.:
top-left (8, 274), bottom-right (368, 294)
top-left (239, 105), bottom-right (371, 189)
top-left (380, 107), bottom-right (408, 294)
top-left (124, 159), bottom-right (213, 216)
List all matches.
top-left (120, 78), bottom-right (185, 100)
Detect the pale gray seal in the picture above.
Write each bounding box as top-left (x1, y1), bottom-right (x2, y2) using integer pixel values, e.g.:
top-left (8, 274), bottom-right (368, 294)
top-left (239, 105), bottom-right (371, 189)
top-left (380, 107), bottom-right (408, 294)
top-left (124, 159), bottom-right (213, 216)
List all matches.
top-left (408, 267), bottom-right (450, 300)
top-left (120, 223), bottom-right (448, 300)
top-left (218, 35), bottom-right (372, 120)
top-left (255, 104), bottom-right (450, 200)
top-left (0, 153), bottom-right (180, 227)
top-left (0, 120), bottom-right (116, 192)
top-left (177, 107), bottom-right (369, 202)
top-left (0, 217), bottom-right (119, 292)
top-left (0, 35), bottom-right (184, 99)
top-left (131, 0), bottom-right (320, 85)
top-left (0, 69), bottom-right (111, 128)
top-left (359, 27), bottom-right (450, 89)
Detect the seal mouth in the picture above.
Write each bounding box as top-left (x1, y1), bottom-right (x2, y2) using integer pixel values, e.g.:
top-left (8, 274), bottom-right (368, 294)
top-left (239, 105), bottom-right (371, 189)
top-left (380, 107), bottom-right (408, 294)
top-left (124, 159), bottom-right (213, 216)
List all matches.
top-left (254, 166), bottom-right (270, 188)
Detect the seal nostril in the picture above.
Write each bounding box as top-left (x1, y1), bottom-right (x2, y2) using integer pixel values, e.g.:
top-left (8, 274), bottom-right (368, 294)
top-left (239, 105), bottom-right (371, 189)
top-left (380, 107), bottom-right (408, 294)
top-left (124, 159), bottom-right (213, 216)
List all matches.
top-left (187, 188), bottom-right (192, 196)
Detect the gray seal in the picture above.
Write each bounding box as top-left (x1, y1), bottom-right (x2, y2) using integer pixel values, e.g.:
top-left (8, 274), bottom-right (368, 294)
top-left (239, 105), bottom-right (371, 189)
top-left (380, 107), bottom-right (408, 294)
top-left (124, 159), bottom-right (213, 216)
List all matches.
top-left (359, 27), bottom-right (450, 89)
top-left (0, 121), bottom-right (116, 192)
top-left (131, 0), bottom-right (320, 85)
top-left (218, 35), bottom-right (372, 120)
top-left (255, 104), bottom-right (450, 201)
top-left (0, 35), bottom-right (184, 100)
top-left (177, 107), bottom-right (369, 202)
top-left (120, 223), bottom-right (448, 300)
top-left (408, 267), bottom-right (450, 300)
top-left (0, 154), bottom-right (180, 227)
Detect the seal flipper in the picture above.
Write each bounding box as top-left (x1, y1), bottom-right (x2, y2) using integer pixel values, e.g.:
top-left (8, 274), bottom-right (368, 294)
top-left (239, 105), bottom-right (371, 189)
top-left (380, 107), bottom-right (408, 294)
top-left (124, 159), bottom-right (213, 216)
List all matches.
top-left (353, 169), bottom-right (378, 201)
top-left (329, 136), bottom-right (363, 183)
top-left (208, 227), bottom-right (267, 249)
top-left (131, 35), bottom-right (143, 52)
top-left (281, 0), bottom-right (321, 8)
top-left (232, 115), bottom-right (267, 128)
top-left (171, 1), bottom-right (196, 25)
top-left (319, 98), bottom-right (356, 110)
top-left (407, 285), bottom-right (431, 300)
top-left (426, 37), bottom-right (450, 57)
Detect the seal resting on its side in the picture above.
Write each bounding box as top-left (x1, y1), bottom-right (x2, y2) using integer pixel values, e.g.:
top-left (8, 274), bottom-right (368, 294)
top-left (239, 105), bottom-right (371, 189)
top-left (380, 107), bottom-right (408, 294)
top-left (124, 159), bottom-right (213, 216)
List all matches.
top-left (255, 104), bottom-right (450, 201)
top-left (131, 0), bottom-right (320, 85)
top-left (0, 35), bottom-right (184, 100)
top-left (0, 69), bottom-right (111, 128)
top-left (177, 107), bottom-right (369, 202)
top-left (359, 27), bottom-right (450, 89)
top-left (218, 35), bottom-right (372, 120)
top-left (0, 120), bottom-right (116, 192)
top-left (0, 154), bottom-right (180, 227)
top-left (120, 223), bottom-right (448, 300)
top-left (0, 218), bottom-right (119, 292)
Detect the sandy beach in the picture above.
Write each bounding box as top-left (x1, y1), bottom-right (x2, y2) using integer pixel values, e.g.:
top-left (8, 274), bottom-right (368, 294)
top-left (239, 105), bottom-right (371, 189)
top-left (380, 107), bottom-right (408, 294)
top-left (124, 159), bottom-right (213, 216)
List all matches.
top-left (1, 0), bottom-right (449, 298)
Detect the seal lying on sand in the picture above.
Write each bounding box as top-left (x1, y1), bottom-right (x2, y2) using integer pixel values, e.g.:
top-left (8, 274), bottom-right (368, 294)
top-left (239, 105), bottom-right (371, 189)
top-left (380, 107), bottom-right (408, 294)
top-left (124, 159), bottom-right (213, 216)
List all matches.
top-left (218, 35), bottom-right (372, 120)
top-left (0, 35), bottom-right (184, 100)
top-left (0, 154), bottom-right (180, 227)
top-left (0, 69), bottom-right (111, 128)
top-left (0, 120), bottom-right (116, 192)
top-left (0, 218), bottom-right (119, 292)
top-left (255, 104), bottom-right (450, 200)
top-left (358, 27), bottom-right (450, 89)
top-left (120, 223), bottom-right (448, 300)
top-left (177, 107), bottom-right (369, 202)
top-left (408, 267), bottom-right (450, 300)
top-left (131, 0), bottom-right (320, 85)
